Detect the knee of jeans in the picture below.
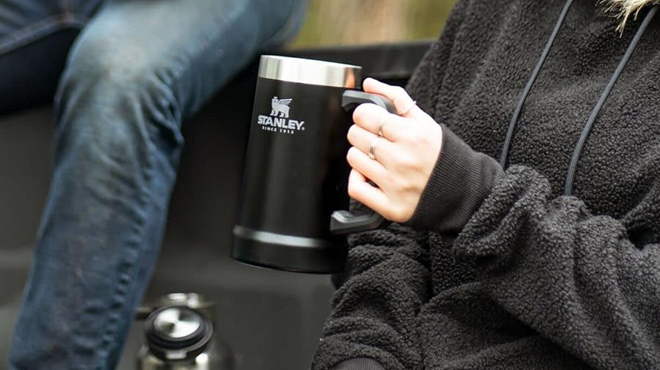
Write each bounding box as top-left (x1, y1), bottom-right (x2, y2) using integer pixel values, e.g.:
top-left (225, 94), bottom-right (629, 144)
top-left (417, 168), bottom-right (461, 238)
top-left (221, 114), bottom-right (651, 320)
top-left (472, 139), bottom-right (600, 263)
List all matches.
top-left (56, 32), bottom-right (183, 149)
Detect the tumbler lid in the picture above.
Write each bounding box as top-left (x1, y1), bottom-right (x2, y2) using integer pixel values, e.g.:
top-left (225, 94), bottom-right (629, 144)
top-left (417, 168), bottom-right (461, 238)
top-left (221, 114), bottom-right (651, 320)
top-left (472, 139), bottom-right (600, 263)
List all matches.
top-left (259, 55), bottom-right (361, 89)
top-left (145, 306), bottom-right (213, 361)
top-left (153, 307), bottom-right (202, 340)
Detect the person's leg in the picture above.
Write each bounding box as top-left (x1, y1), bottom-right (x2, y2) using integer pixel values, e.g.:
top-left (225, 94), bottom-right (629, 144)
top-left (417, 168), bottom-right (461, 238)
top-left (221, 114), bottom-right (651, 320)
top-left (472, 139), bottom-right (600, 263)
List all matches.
top-left (0, 0), bottom-right (103, 115)
top-left (9, 0), bottom-right (306, 368)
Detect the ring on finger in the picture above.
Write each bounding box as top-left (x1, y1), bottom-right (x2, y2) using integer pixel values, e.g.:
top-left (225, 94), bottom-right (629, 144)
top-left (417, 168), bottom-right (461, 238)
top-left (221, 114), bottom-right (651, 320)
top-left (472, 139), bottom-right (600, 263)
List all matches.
top-left (369, 137), bottom-right (381, 161)
top-left (378, 113), bottom-right (387, 137)
top-left (399, 100), bottom-right (417, 116)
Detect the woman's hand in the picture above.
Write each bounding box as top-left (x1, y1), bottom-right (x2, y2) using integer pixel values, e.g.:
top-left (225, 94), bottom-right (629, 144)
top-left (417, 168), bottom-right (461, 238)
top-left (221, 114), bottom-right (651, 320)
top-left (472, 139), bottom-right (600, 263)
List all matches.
top-left (347, 78), bottom-right (443, 223)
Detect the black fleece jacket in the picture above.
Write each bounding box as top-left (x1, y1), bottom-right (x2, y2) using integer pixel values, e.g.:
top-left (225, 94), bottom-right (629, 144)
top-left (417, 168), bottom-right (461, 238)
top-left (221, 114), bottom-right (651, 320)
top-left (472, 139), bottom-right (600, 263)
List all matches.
top-left (313, 0), bottom-right (660, 369)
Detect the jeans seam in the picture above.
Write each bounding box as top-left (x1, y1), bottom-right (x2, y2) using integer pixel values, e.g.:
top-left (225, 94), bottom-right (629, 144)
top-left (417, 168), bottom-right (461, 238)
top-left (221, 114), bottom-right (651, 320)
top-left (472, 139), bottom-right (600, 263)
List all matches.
top-left (0, 15), bottom-right (86, 55)
top-left (96, 143), bottom-right (155, 368)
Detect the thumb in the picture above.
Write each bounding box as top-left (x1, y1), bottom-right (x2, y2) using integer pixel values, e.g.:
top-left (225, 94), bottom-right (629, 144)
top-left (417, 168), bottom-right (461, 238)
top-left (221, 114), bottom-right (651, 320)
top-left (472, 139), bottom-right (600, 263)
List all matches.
top-left (363, 78), bottom-right (422, 119)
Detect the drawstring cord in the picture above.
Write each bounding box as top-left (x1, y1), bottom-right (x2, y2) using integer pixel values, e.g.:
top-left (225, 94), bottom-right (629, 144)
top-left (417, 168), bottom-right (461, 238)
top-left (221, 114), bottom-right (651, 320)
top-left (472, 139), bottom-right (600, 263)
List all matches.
top-left (498, 0), bottom-right (576, 168)
top-left (564, 5), bottom-right (658, 195)
top-left (498, 0), bottom-right (658, 196)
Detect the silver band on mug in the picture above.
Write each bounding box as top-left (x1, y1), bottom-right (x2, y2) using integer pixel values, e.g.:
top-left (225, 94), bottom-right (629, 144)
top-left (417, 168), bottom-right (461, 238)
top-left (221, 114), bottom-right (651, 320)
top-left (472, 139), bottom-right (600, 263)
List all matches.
top-left (259, 55), bottom-right (362, 89)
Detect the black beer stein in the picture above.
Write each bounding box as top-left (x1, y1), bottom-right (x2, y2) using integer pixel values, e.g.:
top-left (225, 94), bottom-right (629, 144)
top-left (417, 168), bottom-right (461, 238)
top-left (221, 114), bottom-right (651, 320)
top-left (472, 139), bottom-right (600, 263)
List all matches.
top-left (232, 55), bottom-right (395, 273)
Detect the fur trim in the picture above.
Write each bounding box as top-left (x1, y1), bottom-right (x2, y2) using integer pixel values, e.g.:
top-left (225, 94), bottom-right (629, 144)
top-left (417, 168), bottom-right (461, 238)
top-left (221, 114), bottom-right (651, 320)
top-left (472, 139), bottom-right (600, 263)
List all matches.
top-left (604, 0), bottom-right (657, 30)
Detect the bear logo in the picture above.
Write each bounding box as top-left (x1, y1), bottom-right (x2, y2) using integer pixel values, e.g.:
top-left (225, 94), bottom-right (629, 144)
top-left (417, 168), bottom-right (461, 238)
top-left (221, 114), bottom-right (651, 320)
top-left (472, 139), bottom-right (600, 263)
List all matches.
top-left (270, 97), bottom-right (292, 118)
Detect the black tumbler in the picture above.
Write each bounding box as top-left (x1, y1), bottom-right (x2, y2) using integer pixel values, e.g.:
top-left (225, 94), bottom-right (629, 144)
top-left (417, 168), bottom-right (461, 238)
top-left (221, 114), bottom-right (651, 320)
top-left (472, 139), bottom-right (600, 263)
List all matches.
top-left (232, 55), bottom-right (395, 274)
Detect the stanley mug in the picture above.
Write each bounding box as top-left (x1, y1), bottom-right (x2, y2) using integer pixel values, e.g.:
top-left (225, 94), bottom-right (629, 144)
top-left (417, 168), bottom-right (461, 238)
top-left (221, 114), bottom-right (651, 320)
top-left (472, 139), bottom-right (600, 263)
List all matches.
top-left (232, 55), bottom-right (395, 273)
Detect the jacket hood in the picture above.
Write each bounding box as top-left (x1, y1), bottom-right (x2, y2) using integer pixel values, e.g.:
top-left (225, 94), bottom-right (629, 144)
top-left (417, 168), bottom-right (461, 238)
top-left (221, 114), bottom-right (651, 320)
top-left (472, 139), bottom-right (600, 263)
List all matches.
top-left (606, 0), bottom-right (658, 29)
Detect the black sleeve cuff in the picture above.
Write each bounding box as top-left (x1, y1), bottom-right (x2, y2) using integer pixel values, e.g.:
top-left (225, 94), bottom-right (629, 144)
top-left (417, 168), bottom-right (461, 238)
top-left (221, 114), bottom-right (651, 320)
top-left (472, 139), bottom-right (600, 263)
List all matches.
top-left (406, 125), bottom-right (504, 235)
top-left (331, 358), bottom-right (386, 370)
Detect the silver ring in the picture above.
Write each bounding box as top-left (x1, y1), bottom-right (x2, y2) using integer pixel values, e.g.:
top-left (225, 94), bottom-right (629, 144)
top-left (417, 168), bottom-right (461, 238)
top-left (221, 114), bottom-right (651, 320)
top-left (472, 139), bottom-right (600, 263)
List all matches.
top-left (378, 114), bottom-right (387, 137)
top-left (400, 100), bottom-right (417, 116)
top-left (368, 137), bottom-right (380, 161)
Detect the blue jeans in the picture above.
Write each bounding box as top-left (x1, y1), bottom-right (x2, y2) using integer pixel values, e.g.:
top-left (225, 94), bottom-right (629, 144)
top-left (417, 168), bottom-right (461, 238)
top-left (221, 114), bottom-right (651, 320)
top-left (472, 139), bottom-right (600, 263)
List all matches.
top-left (1, 0), bottom-right (306, 368)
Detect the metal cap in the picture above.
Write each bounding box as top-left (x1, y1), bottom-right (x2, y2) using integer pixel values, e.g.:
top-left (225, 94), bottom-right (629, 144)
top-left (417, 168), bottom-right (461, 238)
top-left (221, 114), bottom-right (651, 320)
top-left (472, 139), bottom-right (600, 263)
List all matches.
top-left (258, 55), bottom-right (362, 88)
top-left (145, 306), bottom-right (214, 361)
top-left (153, 307), bottom-right (202, 339)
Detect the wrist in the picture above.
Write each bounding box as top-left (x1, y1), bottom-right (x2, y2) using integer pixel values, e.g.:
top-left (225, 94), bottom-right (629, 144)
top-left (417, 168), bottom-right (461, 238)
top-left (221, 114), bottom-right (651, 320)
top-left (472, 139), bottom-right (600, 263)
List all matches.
top-left (406, 125), bottom-right (504, 234)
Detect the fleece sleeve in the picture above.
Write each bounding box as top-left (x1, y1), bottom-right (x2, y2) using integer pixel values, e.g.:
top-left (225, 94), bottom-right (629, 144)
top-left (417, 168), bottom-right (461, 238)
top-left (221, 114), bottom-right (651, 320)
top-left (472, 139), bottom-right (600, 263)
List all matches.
top-left (312, 222), bottom-right (431, 370)
top-left (452, 165), bottom-right (660, 369)
top-left (409, 127), bottom-right (660, 367)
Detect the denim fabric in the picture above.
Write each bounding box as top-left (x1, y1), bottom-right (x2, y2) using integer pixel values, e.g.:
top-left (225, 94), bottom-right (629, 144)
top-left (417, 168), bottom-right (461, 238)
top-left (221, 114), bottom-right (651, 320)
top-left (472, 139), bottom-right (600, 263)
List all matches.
top-left (0, 0), bottom-right (98, 113)
top-left (3, 0), bottom-right (306, 368)
top-left (0, 0), bottom-right (96, 53)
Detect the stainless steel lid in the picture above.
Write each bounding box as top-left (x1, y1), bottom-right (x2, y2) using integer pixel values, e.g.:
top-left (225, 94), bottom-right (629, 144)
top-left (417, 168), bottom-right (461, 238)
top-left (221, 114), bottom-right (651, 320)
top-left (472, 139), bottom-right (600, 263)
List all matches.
top-left (258, 55), bottom-right (362, 89)
top-left (153, 307), bottom-right (202, 339)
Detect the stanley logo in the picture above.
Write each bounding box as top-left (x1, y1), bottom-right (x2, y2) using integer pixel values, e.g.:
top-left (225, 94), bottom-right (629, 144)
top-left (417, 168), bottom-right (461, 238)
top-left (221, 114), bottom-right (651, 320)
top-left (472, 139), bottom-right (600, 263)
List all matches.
top-left (257, 97), bottom-right (305, 135)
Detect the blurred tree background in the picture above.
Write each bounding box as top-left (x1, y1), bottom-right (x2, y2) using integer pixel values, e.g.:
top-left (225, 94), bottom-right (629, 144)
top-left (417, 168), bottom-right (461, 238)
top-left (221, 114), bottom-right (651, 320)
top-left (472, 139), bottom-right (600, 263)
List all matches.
top-left (293, 0), bottom-right (458, 48)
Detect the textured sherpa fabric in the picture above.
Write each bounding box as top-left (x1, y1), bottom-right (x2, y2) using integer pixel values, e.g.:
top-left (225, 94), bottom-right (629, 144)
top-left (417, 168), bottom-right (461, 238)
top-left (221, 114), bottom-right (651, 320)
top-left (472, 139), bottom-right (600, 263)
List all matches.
top-left (313, 0), bottom-right (660, 369)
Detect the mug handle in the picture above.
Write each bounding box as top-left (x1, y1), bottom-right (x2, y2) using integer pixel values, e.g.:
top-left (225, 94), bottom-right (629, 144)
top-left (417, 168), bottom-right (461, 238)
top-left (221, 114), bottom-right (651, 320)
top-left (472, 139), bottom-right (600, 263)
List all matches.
top-left (329, 90), bottom-right (397, 235)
